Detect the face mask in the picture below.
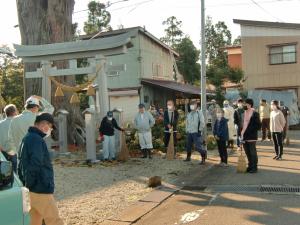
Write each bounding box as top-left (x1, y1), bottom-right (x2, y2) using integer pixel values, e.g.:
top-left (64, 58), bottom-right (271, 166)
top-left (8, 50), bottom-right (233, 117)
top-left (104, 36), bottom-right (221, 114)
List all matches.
top-left (190, 105), bottom-right (196, 110)
top-left (167, 105), bottom-right (173, 110)
top-left (224, 104), bottom-right (229, 108)
top-left (44, 128), bottom-right (52, 138)
top-left (237, 103), bottom-right (243, 109)
top-left (108, 117), bottom-right (113, 121)
top-left (216, 113), bottom-right (222, 119)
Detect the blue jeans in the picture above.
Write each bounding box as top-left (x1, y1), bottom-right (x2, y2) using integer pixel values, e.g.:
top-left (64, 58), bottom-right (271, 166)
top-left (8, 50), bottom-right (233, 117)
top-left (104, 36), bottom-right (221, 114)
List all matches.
top-left (186, 133), bottom-right (206, 155)
top-left (2, 151), bottom-right (17, 173)
top-left (103, 135), bottom-right (116, 160)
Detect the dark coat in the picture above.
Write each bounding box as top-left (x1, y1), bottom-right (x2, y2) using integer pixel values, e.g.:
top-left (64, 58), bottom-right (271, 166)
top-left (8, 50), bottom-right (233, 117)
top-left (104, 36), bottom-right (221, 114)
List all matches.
top-left (213, 117), bottom-right (229, 141)
top-left (18, 127), bottom-right (54, 194)
top-left (163, 110), bottom-right (179, 131)
top-left (99, 117), bottom-right (122, 136)
top-left (243, 111), bottom-right (261, 141)
top-left (234, 108), bottom-right (244, 136)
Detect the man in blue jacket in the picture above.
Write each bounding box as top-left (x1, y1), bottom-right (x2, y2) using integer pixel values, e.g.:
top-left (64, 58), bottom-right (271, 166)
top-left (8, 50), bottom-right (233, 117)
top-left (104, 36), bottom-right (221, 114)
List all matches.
top-left (19, 113), bottom-right (64, 225)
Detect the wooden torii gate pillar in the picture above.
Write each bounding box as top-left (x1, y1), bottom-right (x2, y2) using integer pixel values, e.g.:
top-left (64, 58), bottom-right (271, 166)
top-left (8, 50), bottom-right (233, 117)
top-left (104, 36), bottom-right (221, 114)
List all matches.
top-left (14, 33), bottom-right (133, 161)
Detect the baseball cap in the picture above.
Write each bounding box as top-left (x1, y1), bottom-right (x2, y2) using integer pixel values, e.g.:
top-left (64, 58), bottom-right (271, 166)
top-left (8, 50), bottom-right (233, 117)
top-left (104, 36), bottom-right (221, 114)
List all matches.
top-left (25, 96), bottom-right (40, 107)
top-left (138, 103), bottom-right (145, 108)
top-left (35, 113), bottom-right (56, 128)
top-left (107, 111), bottom-right (113, 117)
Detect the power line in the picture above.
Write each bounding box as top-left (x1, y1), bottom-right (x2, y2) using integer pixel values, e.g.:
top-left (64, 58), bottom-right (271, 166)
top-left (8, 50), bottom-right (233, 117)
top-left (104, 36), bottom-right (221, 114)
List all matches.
top-left (208, 0), bottom-right (296, 7)
top-left (249, 0), bottom-right (284, 22)
top-left (73, 0), bottom-right (153, 14)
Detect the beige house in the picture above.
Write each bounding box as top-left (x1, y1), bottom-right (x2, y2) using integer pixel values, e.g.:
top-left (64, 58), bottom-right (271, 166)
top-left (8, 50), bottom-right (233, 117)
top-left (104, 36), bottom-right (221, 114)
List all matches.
top-left (234, 19), bottom-right (300, 103)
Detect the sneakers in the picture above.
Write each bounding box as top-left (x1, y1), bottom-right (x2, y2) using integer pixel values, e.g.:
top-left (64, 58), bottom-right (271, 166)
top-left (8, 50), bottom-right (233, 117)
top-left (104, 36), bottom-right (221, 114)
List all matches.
top-left (273, 155), bottom-right (278, 160)
top-left (276, 157), bottom-right (282, 161)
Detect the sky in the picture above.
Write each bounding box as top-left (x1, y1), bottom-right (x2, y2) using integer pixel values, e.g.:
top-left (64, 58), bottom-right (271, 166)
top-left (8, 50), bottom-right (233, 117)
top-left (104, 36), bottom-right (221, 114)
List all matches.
top-left (2, 0), bottom-right (300, 49)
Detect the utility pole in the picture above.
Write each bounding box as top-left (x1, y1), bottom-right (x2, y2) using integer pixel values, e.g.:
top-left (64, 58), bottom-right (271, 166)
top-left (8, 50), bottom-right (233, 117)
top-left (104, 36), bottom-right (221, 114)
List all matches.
top-left (200, 0), bottom-right (207, 148)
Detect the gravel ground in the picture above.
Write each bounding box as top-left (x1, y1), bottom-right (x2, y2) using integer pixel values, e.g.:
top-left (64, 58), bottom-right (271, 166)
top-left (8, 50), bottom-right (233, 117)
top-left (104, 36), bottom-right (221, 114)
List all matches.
top-left (54, 154), bottom-right (205, 225)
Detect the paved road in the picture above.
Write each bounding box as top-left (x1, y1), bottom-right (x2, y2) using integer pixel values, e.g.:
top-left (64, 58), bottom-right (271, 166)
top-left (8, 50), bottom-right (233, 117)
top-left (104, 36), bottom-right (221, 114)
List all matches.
top-left (135, 131), bottom-right (300, 225)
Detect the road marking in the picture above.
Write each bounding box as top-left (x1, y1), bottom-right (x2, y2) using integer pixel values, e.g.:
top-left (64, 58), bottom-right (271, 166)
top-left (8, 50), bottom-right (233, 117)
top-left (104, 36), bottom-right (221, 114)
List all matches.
top-left (177, 209), bottom-right (205, 224)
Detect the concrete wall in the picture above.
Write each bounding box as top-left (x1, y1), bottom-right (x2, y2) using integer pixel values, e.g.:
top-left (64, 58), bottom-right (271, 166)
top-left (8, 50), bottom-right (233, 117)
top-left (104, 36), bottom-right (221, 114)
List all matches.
top-left (110, 95), bottom-right (140, 124)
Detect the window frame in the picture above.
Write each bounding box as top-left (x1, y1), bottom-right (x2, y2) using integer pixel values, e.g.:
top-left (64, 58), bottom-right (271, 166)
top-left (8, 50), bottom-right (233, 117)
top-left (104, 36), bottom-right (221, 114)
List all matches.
top-left (268, 42), bottom-right (297, 65)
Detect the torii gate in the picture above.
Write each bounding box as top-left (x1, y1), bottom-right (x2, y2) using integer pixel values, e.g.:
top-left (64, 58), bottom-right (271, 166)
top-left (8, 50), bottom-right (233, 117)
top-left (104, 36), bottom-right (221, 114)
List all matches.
top-left (14, 32), bottom-right (133, 161)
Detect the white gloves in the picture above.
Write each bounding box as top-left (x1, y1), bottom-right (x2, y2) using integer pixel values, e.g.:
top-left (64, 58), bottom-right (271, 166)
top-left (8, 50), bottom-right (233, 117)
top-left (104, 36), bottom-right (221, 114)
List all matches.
top-left (234, 124), bottom-right (239, 130)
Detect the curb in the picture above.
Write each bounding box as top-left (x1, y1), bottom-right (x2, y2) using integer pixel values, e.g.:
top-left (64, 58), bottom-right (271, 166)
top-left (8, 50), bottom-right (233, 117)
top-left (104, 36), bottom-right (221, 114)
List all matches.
top-left (101, 163), bottom-right (215, 225)
top-left (102, 183), bottom-right (180, 225)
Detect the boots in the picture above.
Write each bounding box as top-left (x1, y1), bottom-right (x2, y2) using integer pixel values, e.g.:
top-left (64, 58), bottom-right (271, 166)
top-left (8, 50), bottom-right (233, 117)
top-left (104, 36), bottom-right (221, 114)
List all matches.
top-left (184, 152), bottom-right (191, 162)
top-left (141, 149), bottom-right (147, 158)
top-left (147, 149), bottom-right (152, 159)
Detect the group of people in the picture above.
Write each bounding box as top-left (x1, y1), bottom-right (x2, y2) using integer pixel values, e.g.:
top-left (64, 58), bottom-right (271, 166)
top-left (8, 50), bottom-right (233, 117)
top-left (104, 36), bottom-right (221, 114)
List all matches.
top-left (0, 96), bottom-right (64, 225)
top-left (99, 99), bottom-right (208, 164)
top-left (0, 94), bottom-right (290, 224)
top-left (212, 97), bottom-right (288, 173)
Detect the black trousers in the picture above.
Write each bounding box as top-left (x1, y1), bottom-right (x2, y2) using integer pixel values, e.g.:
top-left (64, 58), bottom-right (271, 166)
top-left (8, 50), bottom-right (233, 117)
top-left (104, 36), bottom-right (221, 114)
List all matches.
top-left (243, 142), bottom-right (258, 171)
top-left (261, 118), bottom-right (271, 140)
top-left (272, 132), bottom-right (283, 157)
top-left (164, 132), bottom-right (177, 148)
top-left (217, 140), bottom-right (228, 164)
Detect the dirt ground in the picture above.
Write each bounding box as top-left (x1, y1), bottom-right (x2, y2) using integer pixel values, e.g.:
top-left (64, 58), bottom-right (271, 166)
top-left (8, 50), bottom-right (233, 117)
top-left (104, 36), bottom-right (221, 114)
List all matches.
top-left (54, 153), bottom-right (208, 225)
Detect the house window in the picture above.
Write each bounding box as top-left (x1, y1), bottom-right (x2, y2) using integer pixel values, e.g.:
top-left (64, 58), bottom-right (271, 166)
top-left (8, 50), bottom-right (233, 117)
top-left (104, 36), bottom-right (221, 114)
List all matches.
top-left (269, 44), bottom-right (297, 65)
top-left (152, 63), bottom-right (163, 77)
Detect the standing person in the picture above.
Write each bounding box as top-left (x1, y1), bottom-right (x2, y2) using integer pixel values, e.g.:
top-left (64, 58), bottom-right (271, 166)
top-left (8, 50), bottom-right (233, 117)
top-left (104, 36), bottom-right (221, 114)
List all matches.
top-left (185, 100), bottom-right (206, 164)
top-left (213, 109), bottom-right (229, 166)
top-left (163, 100), bottom-right (179, 155)
top-left (223, 100), bottom-right (235, 148)
top-left (259, 99), bottom-right (271, 141)
top-left (241, 99), bottom-right (261, 173)
top-left (270, 100), bottom-right (286, 160)
top-left (7, 96), bottom-right (54, 155)
top-left (279, 101), bottom-right (290, 142)
top-left (99, 111), bottom-right (124, 162)
top-left (0, 104), bottom-right (18, 172)
top-left (134, 103), bottom-right (155, 159)
top-left (208, 99), bottom-right (220, 130)
top-left (234, 99), bottom-right (245, 151)
top-left (18, 113), bottom-right (64, 225)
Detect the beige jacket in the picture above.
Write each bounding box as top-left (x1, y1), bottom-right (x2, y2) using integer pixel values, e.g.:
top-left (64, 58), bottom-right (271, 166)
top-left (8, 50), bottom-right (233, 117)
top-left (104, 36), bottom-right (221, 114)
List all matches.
top-left (259, 104), bottom-right (271, 119)
top-left (270, 110), bottom-right (286, 132)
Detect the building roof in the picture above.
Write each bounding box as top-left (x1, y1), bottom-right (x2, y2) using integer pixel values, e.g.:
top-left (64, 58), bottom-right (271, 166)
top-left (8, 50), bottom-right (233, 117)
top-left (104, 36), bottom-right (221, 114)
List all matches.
top-left (222, 81), bottom-right (242, 89)
top-left (141, 78), bottom-right (215, 96)
top-left (233, 19), bottom-right (300, 29)
top-left (223, 45), bottom-right (242, 50)
top-left (80, 26), bottom-right (179, 56)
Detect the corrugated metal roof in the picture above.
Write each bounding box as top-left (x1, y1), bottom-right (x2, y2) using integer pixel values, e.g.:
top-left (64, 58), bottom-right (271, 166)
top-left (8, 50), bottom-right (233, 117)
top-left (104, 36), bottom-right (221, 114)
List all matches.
top-left (141, 78), bottom-right (215, 96)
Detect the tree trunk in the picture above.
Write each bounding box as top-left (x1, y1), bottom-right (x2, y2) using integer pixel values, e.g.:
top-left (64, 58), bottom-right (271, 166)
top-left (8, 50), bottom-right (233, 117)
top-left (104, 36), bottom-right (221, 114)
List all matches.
top-left (16, 0), bottom-right (84, 143)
